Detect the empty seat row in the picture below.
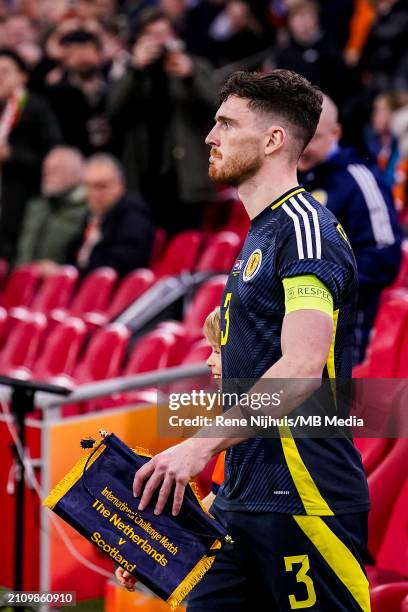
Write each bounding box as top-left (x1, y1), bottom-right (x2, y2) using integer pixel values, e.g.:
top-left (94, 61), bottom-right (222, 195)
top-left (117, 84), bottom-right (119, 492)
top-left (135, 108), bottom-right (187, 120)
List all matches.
top-left (353, 292), bottom-right (408, 378)
top-left (0, 273), bottom-right (226, 387)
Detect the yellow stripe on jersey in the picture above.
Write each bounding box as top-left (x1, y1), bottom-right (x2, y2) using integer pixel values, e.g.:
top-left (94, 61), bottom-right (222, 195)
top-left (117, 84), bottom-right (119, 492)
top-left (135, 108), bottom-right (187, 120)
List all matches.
top-left (326, 308), bottom-right (339, 379)
top-left (279, 425), bottom-right (334, 516)
top-left (271, 187), bottom-right (306, 210)
top-left (293, 515), bottom-right (371, 612)
top-left (283, 275), bottom-right (333, 316)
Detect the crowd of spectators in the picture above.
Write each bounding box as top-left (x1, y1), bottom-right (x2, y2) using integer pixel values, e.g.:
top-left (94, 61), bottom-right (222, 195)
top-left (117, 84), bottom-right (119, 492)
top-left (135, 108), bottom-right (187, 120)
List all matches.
top-left (0, 0), bottom-right (407, 356)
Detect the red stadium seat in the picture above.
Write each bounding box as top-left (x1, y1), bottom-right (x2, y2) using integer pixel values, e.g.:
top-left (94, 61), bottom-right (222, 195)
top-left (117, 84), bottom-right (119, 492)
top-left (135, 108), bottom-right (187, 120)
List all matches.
top-left (0, 307), bottom-right (8, 346)
top-left (402, 594), bottom-right (408, 612)
top-left (368, 390), bottom-right (408, 558)
top-left (374, 478), bottom-right (408, 579)
top-left (96, 330), bottom-right (177, 409)
top-left (370, 583), bottom-right (408, 612)
top-left (152, 230), bottom-right (203, 278)
top-left (7, 267), bottom-right (79, 332)
top-left (389, 240), bottom-right (408, 289)
top-left (62, 323), bottom-right (130, 416)
top-left (0, 259), bottom-right (9, 290)
top-left (31, 266), bottom-right (78, 312)
top-left (168, 338), bottom-right (212, 396)
top-left (395, 317), bottom-right (408, 377)
top-left (83, 269), bottom-right (156, 329)
top-left (157, 323), bottom-right (196, 365)
top-left (354, 438), bottom-right (393, 475)
top-left (0, 313), bottom-right (47, 378)
top-left (50, 267), bottom-right (118, 324)
top-left (150, 228), bottom-right (167, 267)
top-left (181, 338), bottom-right (212, 364)
top-left (74, 323), bottom-right (130, 384)
top-left (195, 231), bottom-right (242, 273)
top-left (358, 297), bottom-right (408, 377)
top-left (32, 318), bottom-right (87, 380)
top-left (183, 275), bottom-right (227, 339)
top-left (225, 199), bottom-right (250, 241)
top-left (124, 330), bottom-right (177, 375)
top-left (1, 264), bottom-right (41, 309)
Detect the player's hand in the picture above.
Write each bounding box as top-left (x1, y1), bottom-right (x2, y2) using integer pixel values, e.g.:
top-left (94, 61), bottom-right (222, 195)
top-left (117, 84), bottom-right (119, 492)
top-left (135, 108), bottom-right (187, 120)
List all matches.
top-left (133, 438), bottom-right (213, 516)
top-left (115, 567), bottom-right (137, 591)
top-left (132, 35), bottom-right (162, 70)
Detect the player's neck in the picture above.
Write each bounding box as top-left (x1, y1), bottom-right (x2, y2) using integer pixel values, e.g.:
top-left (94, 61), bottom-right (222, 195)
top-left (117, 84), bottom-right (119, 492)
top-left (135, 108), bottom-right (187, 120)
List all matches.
top-left (238, 164), bottom-right (299, 220)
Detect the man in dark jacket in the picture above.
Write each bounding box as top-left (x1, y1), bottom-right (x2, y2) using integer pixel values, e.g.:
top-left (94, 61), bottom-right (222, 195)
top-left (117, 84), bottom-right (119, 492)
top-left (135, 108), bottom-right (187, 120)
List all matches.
top-left (299, 95), bottom-right (402, 363)
top-left (0, 48), bottom-right (61, 262)
top-left (68, 153), bottom-right (154, 277)
top-left (273, 0), bottom-right (349, 106)
top-left (108, 9), bottom-right (218, 234)
top-left (45, 29), bottom-right (112, 156)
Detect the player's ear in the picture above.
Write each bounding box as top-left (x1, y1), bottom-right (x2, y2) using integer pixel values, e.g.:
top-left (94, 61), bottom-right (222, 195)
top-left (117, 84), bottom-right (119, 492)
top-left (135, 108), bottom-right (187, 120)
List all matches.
top-left (265, 126), bottom-right (286, 156)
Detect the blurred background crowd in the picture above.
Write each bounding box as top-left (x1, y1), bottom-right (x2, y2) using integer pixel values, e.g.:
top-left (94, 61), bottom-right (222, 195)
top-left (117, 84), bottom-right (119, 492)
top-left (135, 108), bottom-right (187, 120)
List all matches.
top-left (0, 0), bottom-right (407, 362)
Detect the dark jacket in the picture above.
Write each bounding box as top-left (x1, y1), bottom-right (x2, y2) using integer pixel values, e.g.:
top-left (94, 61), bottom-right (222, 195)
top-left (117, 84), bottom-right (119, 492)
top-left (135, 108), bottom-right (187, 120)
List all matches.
top-left (0, 92), bottom-right (61, 261)
top-left (68, 195), bottom-right (155, 277)
top-left (45, 72), bottom-right (112, 155)
top-left (360, 0), bottom-right (408, 90)
top-left (274, 33), bottom-right (348, 104)
top-left (107, 57), bottom-right (218, 204)
top-left (301, 148), bottom-right (403, 362)
top-left (301, 148), bottom-right (402, 295)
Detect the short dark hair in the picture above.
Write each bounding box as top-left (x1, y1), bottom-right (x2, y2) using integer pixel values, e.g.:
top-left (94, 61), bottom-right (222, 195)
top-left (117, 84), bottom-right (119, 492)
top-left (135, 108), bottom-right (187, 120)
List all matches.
top-left (0, 48), bottom-right (28, 74)
top-left (218, 70), bottom-right (323, 154)
top-left (60, 29), bottom-right (102, 51)
top-left (137, 8), bottom-right (169, 37)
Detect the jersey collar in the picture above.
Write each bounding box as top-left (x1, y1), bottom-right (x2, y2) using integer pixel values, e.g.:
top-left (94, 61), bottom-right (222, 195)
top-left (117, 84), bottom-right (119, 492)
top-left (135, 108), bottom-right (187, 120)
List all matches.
top-left (250, 186), bottom-right (306, 228)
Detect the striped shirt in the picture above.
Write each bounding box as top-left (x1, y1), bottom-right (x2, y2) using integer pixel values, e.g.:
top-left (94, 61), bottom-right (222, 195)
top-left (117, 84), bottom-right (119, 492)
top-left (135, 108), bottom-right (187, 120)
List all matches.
top-left (214, 187), bottom-right (370, 515)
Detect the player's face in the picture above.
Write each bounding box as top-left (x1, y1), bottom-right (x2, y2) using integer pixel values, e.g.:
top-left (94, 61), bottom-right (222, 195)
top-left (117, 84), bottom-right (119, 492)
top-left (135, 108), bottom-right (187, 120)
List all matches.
top-left (205, 95), bottom-right (264, 186)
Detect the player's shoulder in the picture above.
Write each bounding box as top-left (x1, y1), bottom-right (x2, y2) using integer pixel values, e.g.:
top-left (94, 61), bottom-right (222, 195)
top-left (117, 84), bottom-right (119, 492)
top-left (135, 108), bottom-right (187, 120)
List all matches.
top-left (276, 188), bottom-right (346, 253)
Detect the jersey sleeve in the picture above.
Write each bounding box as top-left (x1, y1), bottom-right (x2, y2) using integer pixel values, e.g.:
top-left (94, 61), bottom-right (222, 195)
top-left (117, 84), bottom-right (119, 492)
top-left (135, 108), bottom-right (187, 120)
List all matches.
top-left (276, 217), bottom-right (353, 304)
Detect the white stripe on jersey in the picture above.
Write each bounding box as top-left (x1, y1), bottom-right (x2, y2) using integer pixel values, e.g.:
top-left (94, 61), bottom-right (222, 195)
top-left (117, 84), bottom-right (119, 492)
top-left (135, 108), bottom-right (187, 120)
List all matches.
top-left (298, 193), bottom-right (322, 259)
top-left (347, 164), bottom-right (395, 246)
top-left (289, 197), bottom-right (314, 258)
top-left (282, 203), bottom-right (305, 259)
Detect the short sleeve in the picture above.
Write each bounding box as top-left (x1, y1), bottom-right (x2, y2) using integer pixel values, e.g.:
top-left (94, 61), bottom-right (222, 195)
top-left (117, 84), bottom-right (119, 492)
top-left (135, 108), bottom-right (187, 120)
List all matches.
top-left (276, 221), bottom-right (352, 304)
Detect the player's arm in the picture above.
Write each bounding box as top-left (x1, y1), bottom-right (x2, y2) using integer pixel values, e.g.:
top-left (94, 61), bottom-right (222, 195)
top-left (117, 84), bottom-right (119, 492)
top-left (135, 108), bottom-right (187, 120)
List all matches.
top-left (133, 278), bottom-right (334, 516)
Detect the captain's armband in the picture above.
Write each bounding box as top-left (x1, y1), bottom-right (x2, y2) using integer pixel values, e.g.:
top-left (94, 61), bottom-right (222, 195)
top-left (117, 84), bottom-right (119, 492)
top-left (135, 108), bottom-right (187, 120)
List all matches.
top-left (282, 275), bottom-right (333, 316)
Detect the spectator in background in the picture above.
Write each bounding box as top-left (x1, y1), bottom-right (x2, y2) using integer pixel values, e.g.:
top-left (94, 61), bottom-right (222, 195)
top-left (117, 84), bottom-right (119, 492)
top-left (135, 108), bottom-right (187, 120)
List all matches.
top-left (298, 95), bottom-right (402, 364)
top-left (45, 29), bottom-right (113, 155)
top-left (15, 146), bottom-right (87, 272)
top-left (364, 92), bottom-right (408, 214)
top-left (0, 48), bottom-right (61, 262)
top-left (271, 0), bottom-right (348, 105)
top-left (67, 153), bottom-right (154, 276)
top-left (359, 0), bottom-right (408, 91)
top-left (208, 1), bottom-right (269, 66)
top-left (108, 8), bottom-right (218, 234)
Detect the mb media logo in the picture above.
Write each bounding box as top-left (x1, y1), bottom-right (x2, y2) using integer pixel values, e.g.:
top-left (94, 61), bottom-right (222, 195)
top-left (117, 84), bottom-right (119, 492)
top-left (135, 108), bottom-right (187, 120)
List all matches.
top-left (243, 249), bottom-right (262, 281)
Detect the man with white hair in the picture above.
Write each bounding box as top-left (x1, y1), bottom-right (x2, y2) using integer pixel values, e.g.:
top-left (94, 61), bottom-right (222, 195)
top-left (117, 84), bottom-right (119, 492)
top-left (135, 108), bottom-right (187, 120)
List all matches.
top-left (298, 94), bottom-right (402, 363)
top-left (15, 146), bottom-right (87, 272)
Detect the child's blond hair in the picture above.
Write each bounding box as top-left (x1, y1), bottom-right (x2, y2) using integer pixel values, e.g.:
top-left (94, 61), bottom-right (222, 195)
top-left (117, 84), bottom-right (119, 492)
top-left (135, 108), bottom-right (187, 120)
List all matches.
top-left (203, 306), bottom-right (221, 348)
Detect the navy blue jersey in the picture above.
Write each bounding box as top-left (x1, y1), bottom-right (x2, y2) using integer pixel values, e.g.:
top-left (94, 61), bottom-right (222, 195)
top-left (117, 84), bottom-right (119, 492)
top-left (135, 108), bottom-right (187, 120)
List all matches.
top-left (214, 186), bottom-right (370, 515)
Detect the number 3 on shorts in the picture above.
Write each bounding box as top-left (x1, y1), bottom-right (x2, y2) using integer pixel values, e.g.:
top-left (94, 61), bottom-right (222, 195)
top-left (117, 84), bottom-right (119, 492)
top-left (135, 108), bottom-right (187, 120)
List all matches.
top-left (220, 292), bottom-right (232, 346)
top-left (284, 554), bottom-right (317, 609)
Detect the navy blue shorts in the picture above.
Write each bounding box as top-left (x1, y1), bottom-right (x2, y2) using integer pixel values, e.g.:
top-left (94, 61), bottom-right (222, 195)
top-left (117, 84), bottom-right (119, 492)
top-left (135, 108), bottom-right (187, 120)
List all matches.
top-left (187, 507), bottom-right (370, 611)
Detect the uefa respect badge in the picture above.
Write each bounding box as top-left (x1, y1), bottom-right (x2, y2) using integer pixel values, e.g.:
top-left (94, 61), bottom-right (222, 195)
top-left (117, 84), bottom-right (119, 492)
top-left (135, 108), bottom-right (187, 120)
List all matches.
top-left (43, 432), bottom-right (231, 610)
